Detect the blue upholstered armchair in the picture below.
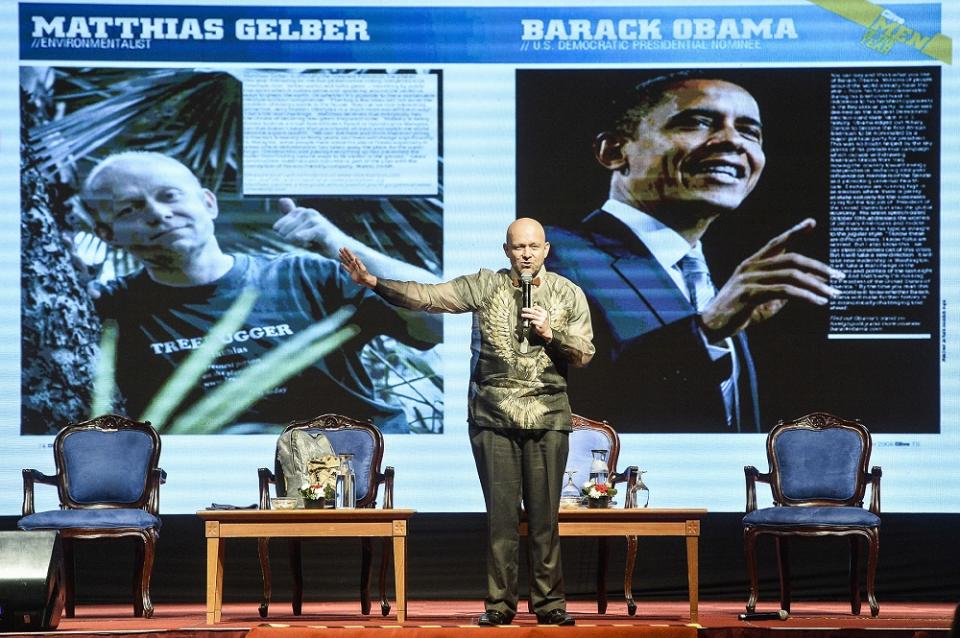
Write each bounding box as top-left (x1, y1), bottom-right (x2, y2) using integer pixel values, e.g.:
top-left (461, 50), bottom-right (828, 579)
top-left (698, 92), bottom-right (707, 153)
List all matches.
top-left (257, 413), bottom-right (395, 619)
top-left (18, 414), bottom-right (165, 618)
top-left (743, 412), bottom-right (881, 616)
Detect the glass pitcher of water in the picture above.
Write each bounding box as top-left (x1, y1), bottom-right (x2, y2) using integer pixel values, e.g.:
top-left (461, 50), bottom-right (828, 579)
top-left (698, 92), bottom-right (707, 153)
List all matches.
top-left (335, 453), bottom-right (357, 509)
top-left (589, 449), bottom-right (609, 486)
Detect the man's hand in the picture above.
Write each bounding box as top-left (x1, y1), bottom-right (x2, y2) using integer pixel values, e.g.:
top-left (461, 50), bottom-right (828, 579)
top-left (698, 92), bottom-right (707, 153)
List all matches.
top-left (522, 305), bottom-right (553, 342)
top-left (62, 230), bottom-right (104, 299)
top-left (699, 218), bottom-right (844, 342)
top-left (277, 198), bottom-right (440, 285)
top-left (339, 246), bottom-right (378, 289)
top-left (273, 198), bottom-right (346, 258)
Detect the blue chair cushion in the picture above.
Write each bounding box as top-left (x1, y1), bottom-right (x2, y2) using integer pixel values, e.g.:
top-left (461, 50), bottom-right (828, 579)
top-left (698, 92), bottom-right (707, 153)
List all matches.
top-left (320, 429), bottom-right (376, 502)
top-left (744, 506), bottom-right (880, 528)
top-left (774, 428), bottom-right (863, 501)
top-left (18, 508), bottom-right (161, 531)
top-left (62, 430), bottom-right (154, 503)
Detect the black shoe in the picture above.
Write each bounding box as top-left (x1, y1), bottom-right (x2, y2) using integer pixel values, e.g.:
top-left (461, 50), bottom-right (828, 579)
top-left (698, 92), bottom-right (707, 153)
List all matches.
top-left (537, 609), bottom-right (575, 626)
top-left (477, 610), bottom-right (512, 626)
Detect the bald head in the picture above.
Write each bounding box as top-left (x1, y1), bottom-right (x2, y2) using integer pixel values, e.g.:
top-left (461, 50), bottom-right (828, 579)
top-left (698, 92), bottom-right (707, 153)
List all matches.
top-left (83, 152), bottom-right (203, 218)
top-left (503, 217), bottom-right (550, 275)
top-left (505, 217), bottom-right (545, 245)
top-left (78, 151), bottom-right (223, 277)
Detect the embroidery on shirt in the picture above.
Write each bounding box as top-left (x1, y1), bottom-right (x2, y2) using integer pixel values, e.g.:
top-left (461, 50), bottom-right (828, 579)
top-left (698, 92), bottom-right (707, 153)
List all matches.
top-left (481, 278), bottom-right (572, 428)
top-left (546, 295), bottom-right (570, 338)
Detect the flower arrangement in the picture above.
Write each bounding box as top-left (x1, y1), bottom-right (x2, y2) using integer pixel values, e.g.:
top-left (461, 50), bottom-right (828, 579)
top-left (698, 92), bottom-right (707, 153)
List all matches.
top-left (581, 479), bottom-right (618, 500)
top-left (299, 482), bottom-right (335, 502)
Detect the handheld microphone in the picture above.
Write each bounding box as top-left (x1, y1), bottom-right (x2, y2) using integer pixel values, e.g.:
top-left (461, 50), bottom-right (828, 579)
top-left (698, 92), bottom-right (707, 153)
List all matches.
top-left (520, 271), bottom-right (533, 329)
top-left (738, 610), bottom-right (789, 621)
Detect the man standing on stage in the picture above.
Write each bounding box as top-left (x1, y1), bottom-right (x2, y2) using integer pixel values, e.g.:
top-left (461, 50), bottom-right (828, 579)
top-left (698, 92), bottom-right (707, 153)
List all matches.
top-left (340, 218), bottom-right (594, 626)
top-left (547, 72), bottom-right (843, 433)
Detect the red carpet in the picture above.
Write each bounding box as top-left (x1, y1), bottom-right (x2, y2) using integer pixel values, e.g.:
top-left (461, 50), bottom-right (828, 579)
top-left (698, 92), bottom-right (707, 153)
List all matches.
top-left (8, 600), bottom-right (952, 638)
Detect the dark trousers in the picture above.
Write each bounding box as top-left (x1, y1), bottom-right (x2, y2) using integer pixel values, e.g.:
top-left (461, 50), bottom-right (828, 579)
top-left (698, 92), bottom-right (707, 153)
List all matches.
top-left (469, 424), bottom-right (569, 618)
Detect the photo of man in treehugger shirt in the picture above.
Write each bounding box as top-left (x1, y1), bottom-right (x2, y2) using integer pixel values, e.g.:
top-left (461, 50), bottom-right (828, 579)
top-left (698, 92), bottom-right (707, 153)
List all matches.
top-left (80, 151), bottom-right (441, 434)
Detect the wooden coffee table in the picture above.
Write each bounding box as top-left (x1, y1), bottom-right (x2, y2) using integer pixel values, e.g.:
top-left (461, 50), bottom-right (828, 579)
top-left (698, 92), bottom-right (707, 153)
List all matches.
top-left (197, 508), bottom-right (415, 624)
top-left (522, 507), bottom-right (707, 622)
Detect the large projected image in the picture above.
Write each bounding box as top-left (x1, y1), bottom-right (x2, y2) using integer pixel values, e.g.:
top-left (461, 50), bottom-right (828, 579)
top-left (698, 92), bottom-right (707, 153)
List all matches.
top-left (518, 67), bottom-right (940, 434)
top-left (6, 1), bottom-right (957, 515)
top-left (21, 67), bottom-right (444, 436)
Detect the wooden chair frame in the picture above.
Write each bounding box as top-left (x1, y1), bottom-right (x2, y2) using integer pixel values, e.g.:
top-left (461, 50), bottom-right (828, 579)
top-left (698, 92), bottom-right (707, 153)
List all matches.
top-left (743, 412), bottom-right (882, 617)
top-left (257, 413), bottom-right (395, 618)
top-left (21, 414), bottom-right (164, 618)
top-left (525, 414), bottom-right (641, 615)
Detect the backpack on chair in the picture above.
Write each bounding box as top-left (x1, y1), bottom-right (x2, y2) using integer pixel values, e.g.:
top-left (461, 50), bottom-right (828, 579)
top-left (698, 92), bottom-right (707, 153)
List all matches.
top-left (276, 429), bottom-right (338, 504)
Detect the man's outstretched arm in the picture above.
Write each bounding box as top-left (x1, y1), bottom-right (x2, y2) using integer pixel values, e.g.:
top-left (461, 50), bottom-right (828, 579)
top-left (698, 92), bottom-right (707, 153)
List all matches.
top-left (340, 246), bottom-right (477, 314)
top-left (275, 198), bottom-right (439, 283)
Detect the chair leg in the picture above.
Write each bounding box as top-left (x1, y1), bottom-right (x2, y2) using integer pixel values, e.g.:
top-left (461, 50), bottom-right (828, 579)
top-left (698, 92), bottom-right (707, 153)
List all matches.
top-left (133, 536), bottom-right (145, 617)
top-left (360, 538), bottom-right (373, 615)
top-left (379, 537), bottom-right (392, 616)
top-left (288, 539), bottom-right (303, 616)
top-left (137, 529), bottom-right (157, 619)
top-left (743, 528), bottom-right (759, 613)
top-left (63, 539), bottom-right (76, 618)
top-left (866, 529), bottom-right (880, 617)
top-left (624, 536), bottom-right (637, 616)
top-left (258, 538), bottom-right (272, 618)
top-left (597, 537), bottom-right (608, 614)
top-left (776, 536), bottom-right (791, 613)
top-left (849, 536), bottom-right (862, 615)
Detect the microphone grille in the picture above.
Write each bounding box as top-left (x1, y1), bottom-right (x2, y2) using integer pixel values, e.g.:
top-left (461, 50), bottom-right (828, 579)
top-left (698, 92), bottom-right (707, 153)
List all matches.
top-left (520, 272), bottom-right (533, 283)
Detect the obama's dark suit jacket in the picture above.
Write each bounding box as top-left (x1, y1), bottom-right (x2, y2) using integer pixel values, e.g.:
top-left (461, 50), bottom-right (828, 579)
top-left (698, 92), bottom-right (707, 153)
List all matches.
top-left (547, 210), bottom-right (761, 433)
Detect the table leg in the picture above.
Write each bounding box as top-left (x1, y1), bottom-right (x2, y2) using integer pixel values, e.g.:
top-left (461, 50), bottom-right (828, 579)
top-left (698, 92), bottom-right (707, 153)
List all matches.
top-left (624, 535), bottom-right (638, 616)
top-left (686, 535), bottom-right (699, 624)
top-left (393, 534), bottom-right (406, 622)
top-left (206, 536), bottom-right (225, 624)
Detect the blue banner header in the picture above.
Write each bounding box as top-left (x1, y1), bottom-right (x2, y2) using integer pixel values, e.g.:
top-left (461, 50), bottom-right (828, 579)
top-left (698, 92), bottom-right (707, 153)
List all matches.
top-left (20, 3), bottom-right (944, 63)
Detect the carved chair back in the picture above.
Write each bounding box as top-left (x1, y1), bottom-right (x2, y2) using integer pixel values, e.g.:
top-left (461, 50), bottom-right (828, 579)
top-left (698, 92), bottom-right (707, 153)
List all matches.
top-left (274, 413), bottom-right (385, 508)
top-left (767, 412), bottom-right (872, 508)
top-left (55, 414), bottom-right (161, 512)
top-left (567, 413), bottom-right (620, 491)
